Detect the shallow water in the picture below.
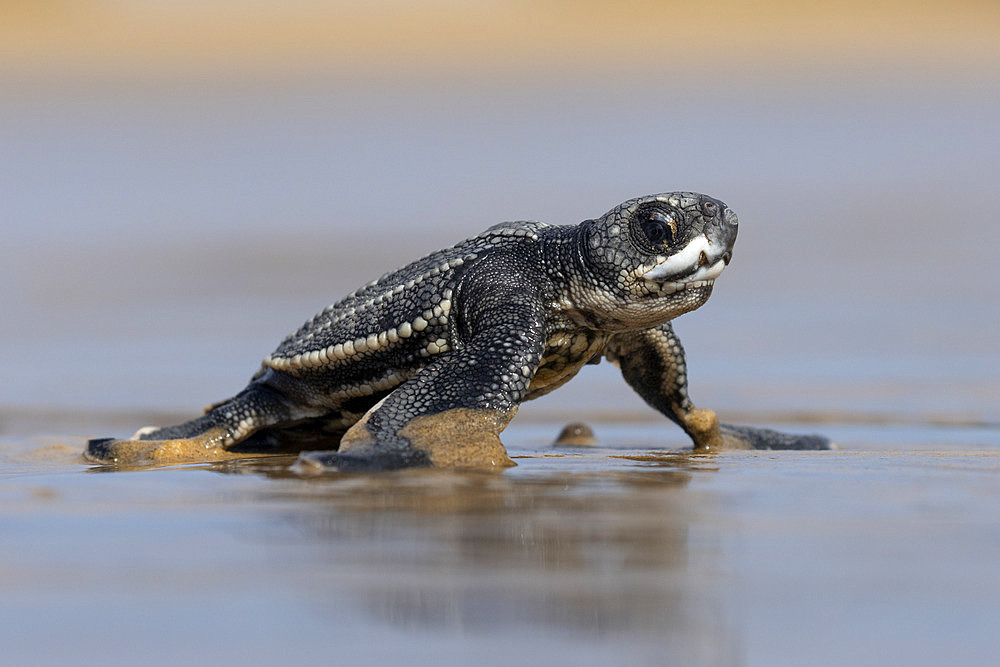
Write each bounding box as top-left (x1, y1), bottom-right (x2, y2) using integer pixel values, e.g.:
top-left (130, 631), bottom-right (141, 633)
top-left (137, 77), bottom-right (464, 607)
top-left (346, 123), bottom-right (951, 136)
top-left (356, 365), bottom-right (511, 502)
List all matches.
top-left (2, 419), bottom-right (1000, 665)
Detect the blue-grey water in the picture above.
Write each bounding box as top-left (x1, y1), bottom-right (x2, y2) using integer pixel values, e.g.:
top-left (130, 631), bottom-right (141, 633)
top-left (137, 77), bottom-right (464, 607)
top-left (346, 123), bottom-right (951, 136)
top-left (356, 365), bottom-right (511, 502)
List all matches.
top-left (2, 72), bottom-right (999, 665)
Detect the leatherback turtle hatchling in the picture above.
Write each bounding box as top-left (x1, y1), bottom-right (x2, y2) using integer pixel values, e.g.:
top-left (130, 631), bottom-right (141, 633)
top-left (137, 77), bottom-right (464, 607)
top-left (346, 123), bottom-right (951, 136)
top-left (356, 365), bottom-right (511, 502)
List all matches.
top-left (87, 192), bottom-right (829, 470)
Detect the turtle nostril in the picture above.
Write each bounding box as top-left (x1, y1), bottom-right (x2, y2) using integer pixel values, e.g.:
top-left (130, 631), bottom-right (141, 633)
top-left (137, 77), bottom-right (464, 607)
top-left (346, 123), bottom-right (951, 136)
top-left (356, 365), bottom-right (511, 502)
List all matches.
top-left (722, 251), bottom-right (732, 265)
top-left (698, 250), bottom-right (709, 267)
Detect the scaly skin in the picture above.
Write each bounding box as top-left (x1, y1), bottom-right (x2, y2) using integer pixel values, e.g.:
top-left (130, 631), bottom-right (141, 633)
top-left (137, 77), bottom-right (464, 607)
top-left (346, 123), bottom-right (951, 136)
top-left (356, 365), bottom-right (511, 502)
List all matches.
top-left (86, 192), bottom-right (830, 470)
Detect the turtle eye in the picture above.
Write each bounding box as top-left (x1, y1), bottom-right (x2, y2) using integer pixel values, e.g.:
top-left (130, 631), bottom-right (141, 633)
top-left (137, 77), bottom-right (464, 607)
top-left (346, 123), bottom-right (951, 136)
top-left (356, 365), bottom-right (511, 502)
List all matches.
top-left (641, 209), bottom-right (676, 245)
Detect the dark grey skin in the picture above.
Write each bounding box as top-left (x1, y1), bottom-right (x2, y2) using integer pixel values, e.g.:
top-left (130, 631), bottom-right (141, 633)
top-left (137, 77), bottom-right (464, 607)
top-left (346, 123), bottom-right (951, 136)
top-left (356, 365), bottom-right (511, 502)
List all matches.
top-left (87, 192), bottom-right (829, 471)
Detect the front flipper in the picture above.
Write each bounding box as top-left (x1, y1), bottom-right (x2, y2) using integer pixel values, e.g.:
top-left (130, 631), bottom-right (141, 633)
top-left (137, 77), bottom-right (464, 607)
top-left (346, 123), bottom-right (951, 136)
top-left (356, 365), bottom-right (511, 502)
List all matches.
top-left (606, 323), bottom-right (832, 451)
top-left (296, 404), bottom-right (517, 472)
top-left (297, 277), bottom-right (547, 473)
top-left (718, 423), bottom-right (830, 450)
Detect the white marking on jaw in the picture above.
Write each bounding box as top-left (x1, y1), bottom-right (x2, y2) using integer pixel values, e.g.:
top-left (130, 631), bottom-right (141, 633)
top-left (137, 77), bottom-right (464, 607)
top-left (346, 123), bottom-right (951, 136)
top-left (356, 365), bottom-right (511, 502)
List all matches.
top-left (684, 258), bottom-right (725, 282)
top-left (647, 259), bottom-right (726, 294)
top-left (642, 236), bottom-right (714, 281)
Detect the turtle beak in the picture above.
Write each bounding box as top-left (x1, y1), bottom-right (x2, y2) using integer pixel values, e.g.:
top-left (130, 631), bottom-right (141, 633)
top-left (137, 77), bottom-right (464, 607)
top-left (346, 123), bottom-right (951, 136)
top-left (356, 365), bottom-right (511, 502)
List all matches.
top-left (642, 235), bottom-right (729, 283)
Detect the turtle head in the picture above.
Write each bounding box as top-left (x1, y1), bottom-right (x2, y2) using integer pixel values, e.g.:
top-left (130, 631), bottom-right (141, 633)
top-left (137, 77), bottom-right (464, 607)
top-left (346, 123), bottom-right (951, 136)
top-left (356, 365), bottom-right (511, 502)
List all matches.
top-left (574, 192), bottom-right (738, 330)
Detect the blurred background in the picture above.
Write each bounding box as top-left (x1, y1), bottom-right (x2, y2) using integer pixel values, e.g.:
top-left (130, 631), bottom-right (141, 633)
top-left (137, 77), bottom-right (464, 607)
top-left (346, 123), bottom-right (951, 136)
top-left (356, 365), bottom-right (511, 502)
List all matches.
top-left (2, 0), bottom-right (998, 429)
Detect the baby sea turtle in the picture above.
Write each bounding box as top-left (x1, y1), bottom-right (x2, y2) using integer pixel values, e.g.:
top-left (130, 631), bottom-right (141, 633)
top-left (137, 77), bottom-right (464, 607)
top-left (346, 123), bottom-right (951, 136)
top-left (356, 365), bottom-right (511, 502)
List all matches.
top-left (87, 192), bottom-right (829, 470)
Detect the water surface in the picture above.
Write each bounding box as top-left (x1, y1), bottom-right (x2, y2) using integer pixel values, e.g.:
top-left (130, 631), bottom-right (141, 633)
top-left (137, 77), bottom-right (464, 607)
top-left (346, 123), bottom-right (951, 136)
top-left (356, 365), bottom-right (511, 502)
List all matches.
top-left (3, 420), bottom-right (1000, 665)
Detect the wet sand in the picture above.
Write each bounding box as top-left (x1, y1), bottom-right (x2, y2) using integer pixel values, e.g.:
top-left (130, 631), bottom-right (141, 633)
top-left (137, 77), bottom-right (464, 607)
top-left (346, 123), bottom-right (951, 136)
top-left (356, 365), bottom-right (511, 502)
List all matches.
top-left (2, 417), bottom-right (999, 665)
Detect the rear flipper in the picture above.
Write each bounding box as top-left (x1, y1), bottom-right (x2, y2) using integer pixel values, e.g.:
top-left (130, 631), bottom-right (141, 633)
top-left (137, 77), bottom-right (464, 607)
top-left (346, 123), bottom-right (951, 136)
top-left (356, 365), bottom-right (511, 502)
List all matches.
top-left (84, 384), bottom-right (302, 466)
top-left (85, 429), bottom-right (236, 466)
